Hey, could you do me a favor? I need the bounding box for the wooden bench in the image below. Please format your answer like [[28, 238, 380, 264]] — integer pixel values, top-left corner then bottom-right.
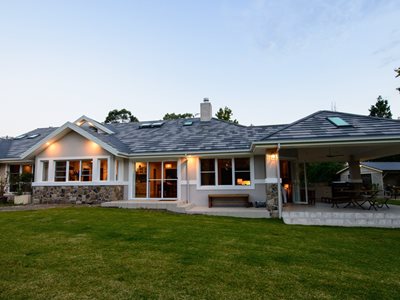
[[208, 194, 250, 208]]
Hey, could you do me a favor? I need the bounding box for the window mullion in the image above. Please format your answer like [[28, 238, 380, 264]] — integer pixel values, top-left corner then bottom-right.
[[161, 161, 164, 199], [79, 160, 82, 181], [146, 162, 150, 198], [66, 161, 70, 182], [214, 159, 218, 186], [232, 158, 235, 186]]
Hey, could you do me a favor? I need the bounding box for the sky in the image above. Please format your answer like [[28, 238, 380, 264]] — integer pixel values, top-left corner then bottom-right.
[[0, 0, 399, 136]]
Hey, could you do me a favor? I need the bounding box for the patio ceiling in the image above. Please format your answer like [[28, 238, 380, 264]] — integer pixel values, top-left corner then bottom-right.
[[280, 141, 400, 162]]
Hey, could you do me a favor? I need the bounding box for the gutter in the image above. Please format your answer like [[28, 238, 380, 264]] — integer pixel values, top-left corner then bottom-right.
[[251, 135, 400, 150], [276, 143, 282, 219]]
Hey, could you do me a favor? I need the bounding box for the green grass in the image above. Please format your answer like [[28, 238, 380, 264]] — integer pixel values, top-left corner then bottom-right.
[[0, 207, 399, 299], [387, 199, 400, 206]]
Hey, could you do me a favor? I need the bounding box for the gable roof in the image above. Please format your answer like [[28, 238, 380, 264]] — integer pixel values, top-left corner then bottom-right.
[[260, 110, 400, 143], [104, 118, 284, 155], [20, 122, 124, 159], [2, 110, 400, 160], [0, 128, 57, 160], [362, 162, 400, 171]]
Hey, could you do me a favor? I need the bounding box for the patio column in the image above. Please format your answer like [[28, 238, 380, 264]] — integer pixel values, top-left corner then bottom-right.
[[348, 156, 362, 184], [265, 149, 281, 217]]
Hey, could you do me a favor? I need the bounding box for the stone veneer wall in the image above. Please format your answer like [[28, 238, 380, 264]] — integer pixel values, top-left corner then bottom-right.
[[266, 183, 279, 216], [32, 185, 125, 204]]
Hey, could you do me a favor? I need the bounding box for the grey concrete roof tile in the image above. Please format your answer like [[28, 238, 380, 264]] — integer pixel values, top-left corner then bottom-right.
[[1, 127, 57, 159], [263, 111, 400, 141]]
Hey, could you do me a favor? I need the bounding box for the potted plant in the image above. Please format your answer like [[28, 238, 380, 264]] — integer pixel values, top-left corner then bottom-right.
[[0, 174, 8, 204], [13, 172, 33, 205]]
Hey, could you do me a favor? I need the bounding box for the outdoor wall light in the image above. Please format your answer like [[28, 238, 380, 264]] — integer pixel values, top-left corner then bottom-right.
[[270, 153, 278, 161]]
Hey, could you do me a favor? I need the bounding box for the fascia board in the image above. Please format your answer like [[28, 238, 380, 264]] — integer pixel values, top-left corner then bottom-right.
[[20, 122, 121, 159], [74, 115, 115, 134]]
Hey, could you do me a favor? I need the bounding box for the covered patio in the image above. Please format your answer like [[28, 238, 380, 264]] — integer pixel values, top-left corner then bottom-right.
[[253, 111, 400, 218]]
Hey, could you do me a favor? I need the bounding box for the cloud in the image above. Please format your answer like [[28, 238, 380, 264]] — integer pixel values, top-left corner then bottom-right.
[[224, 0, 400, 53]]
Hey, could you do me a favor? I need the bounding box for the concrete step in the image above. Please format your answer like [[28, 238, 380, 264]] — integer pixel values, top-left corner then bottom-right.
[[101, 200, 185, 212], [282, 211, 400, 228], [186, 207, 270, 218]]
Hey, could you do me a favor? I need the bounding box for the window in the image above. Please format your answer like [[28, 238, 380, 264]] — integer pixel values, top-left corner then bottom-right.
[[9, 165, 21, 192], [68, 160, 80, 181], [235, 158, 251, 186], [218, 159, 232, 185], [163, 161, 177, 198], [135, 162, 147, 198], [134, 161, 178, 199], [327, 117, 351, 127], [42, 161, 49, 181], [200, 159, 215, 185], [8, 164, 33, 193], [54, 160, 92, 182], [200, 158, 251, 186], [99, 159, 108, 181], [55, 161, 67, 182], [81, 160, 93, 181], [149, 162, 162, 198]]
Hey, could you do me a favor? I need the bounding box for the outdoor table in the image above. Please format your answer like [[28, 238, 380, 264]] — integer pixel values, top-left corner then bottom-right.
[[342, 190, 366, 209]]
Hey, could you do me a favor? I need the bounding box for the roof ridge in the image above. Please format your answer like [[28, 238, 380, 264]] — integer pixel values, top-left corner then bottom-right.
[[261, 110, 323, 140], [319, 110, 400, 123]]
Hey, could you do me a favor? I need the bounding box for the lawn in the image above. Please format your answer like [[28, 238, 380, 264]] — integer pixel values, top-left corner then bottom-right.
[[0, 208, 399, 299]]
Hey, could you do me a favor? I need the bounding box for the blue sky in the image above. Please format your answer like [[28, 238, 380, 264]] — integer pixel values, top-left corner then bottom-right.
[[0, 0, 399, 136]]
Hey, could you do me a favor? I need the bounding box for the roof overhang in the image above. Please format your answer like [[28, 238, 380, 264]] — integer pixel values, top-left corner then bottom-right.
[[74, 115, 115, 134]]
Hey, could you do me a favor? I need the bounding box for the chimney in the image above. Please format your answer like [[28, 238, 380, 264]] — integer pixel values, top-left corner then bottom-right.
[[200, 98, 212, 121]]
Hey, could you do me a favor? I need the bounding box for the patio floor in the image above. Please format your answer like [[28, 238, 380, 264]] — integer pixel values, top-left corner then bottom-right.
[[282, 202, 400, 228], [102, 200, 270, 218]]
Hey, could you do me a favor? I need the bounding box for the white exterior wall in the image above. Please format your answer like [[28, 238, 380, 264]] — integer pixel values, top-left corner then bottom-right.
[[178, 155, 267, 206], [33, 131, 128, 188]]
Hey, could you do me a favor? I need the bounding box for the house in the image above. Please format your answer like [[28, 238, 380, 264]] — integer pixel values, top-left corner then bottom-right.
[[338, 162, 400, 190], [2, 99, 400, 217]]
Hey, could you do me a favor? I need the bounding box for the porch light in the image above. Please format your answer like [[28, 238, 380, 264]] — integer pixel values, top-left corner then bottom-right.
[[165, 163, 172, 169], [270, 153, 278, 161]]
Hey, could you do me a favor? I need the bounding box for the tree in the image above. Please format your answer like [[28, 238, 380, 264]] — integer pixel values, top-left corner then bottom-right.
[[305, 162, 344, 184], [369, 96, 392, 119], [396, 67, 400, 93], [105, 109, 138, 124], [215, 106, 238, 124], [163, 113, 194, 120]]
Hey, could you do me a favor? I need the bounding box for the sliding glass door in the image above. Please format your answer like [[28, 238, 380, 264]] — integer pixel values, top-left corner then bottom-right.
[[134, 161, 177, 199]]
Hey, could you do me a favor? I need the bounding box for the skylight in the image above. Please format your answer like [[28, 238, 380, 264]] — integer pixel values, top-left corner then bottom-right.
[[139, 123, 152, 129], [27, 133, 40, 139], [151, 122, 164, 128], [139, 122, 165, 129], [183, 121, 193, 126], [14, 134, 26, 140], [327, 117, 351, 127]]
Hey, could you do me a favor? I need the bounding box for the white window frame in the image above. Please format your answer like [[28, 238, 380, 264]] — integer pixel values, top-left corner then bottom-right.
[[197, 156, 254, 190], [98, 158, 110, 182], [132, 160, 179, 200]]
